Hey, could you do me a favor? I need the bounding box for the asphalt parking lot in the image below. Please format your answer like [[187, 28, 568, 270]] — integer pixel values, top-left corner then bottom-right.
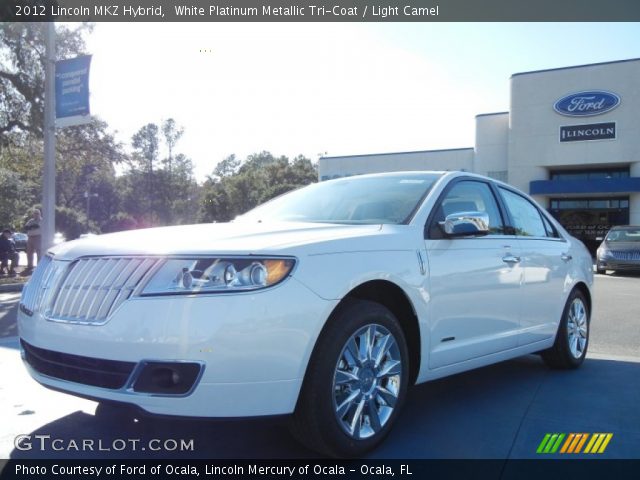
[[0, 273, 638, 459]]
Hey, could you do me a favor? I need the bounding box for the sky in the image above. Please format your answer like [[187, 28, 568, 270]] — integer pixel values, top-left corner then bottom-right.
[[83, 22, 640, 180]]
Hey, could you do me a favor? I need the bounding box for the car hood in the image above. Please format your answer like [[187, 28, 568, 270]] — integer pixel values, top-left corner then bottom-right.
[[602, 241, 640, 251], [48, 222, 397, 260]]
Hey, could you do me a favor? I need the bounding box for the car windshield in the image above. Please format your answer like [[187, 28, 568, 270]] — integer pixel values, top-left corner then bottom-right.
[[238, 173, 441, 225], [605, 228, 640, 242]]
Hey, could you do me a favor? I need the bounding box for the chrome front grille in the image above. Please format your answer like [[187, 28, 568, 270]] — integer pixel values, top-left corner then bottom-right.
[[21, 256, 161, 324], [48, 257, 160, 324], [19, 256, 54, 315], [611, 250, 640, 261]]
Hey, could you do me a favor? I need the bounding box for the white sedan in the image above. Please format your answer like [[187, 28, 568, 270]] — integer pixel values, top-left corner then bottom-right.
[[18, 171, 593, 457]]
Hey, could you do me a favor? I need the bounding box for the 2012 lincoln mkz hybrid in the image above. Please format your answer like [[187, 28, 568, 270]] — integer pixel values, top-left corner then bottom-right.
[[18, 171, 593, 457]]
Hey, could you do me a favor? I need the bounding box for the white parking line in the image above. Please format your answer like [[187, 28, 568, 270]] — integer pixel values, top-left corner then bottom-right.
[[588, 351, 640, 363], [595, 274, 640, 279], [0, 337, 19, 348]]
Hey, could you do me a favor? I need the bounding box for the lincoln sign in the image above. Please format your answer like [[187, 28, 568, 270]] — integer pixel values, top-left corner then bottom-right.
[[560, 122, 616, 142], [554, 91, 620, 117]]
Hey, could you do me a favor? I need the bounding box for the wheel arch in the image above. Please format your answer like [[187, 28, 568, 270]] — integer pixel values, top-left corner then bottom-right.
[[572, 281, 592, 318], [301, 280, 421, 390]]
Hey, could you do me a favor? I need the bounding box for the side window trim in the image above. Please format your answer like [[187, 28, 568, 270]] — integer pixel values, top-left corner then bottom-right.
[[497, 185, 566, 241], [489, 181, 516, 236], [541, 213, 557, 238], [539, 209, 567, 241]]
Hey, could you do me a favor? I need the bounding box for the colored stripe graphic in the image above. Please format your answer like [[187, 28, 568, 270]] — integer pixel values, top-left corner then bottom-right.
[[560, 433, 575, 453], [538, 433, 612, 454], [584, 433, 614, 454], [561, 433, 576, 453], [537, 433, 565, 453], [584, 434, 598, 453], [563, 433, 587, 453], [575, 433, 589, 453], [544, 434, 559, 453], [550, 433, 565, 453], [537, 434, 552, 454], [597, 433, 613, 453]]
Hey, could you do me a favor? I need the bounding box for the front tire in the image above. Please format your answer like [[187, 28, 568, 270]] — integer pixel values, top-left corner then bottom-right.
[[94, 402, 139, 422], [290, 299, 409, 457], [596, 262, 606, 275], [542, 289, 590, 369]]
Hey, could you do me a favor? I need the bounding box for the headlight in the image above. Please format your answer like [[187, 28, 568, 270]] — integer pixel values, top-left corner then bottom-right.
[[140, 257, 296, 295], [597, 248, 612, 259]]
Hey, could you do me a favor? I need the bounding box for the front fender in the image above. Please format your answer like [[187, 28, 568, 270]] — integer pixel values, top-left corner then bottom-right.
[[293, 250, 425, 302]]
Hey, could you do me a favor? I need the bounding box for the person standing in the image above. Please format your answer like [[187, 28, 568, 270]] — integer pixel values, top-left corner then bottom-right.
[[24, 208, 42, 271], [0, 229, 19, 276]]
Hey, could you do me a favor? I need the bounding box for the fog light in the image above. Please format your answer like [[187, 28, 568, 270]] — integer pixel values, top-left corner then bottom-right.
[[132, 362, 202, 395], [150, 367, 181, 388]]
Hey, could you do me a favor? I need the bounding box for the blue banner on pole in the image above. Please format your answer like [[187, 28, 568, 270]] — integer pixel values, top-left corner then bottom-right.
[[55, 55, 92, 127]]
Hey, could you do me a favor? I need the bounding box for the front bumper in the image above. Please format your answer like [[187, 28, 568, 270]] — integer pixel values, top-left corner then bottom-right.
[[598, 258, 640, 271], [18, 277, 336, 417]]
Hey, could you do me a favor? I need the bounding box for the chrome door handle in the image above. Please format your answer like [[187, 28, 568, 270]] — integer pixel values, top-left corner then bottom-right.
[[561, 253, 573, 262], [502, 255, 521, 264]]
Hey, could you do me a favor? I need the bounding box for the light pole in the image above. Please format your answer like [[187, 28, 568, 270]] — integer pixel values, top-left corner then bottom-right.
[[84, 190, 98, 230], [42, 22, 56, 250]]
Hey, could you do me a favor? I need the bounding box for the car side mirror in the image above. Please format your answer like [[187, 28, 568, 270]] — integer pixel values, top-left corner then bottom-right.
[[439, 211, 490, 237]]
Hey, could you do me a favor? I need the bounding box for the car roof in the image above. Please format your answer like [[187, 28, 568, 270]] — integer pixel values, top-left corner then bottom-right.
[[610, 225, 640, 230], [325, 170, 495, 182]]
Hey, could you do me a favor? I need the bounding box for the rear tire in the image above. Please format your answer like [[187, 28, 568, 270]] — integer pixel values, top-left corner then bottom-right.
[[542, 289, 589, 369], [290, 299, 409, 457]]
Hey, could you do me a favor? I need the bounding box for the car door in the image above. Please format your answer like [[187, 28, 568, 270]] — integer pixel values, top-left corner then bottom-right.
[[497, 187, 571, 346], [425, 179, 523, 369]]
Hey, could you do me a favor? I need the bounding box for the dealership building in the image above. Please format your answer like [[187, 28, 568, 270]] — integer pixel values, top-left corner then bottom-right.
[[318, 58, 640, 252]]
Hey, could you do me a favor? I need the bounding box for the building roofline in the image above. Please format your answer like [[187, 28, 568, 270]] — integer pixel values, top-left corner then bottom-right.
[[475, 111, 509, 118], [320, 147, 474, 161], [511, 57, 640, 78]]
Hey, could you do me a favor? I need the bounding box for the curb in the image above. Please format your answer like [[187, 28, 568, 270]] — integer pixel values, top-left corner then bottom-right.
[[0, 283, 24, 293]]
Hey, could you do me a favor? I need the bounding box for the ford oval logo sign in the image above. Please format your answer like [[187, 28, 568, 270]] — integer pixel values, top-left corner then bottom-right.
[[554, 91, 620, 117]]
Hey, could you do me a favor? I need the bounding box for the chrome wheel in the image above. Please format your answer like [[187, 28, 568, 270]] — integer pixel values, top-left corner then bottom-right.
[[332, 323, 402, 440], [567, 298, 588, 359]]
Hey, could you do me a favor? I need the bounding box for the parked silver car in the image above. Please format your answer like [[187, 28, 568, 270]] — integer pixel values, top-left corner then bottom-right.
[[596, 226, 640, 274], [12, 232, 27, 251]]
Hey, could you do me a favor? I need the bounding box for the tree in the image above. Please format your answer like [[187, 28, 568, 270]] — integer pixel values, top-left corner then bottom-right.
[[0, 22, 126, 236], [0, 168, 28, 230], [0, 135, 42, 223], [201, 152, 317, 222], [169, 153, 201, 224], [129, 123, 160, 222], [55, 206, 88, 240], [161, 118, 184, 174], [100, 212, 139, 233], [1, 23, 205, 234], [131, 123, 160, 175], [123, 120, 199, 227], [0, 23, 93, 145], [55, 120, 125, 227], [202, 181, 234, 222], [212, 154, 240, 179]]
